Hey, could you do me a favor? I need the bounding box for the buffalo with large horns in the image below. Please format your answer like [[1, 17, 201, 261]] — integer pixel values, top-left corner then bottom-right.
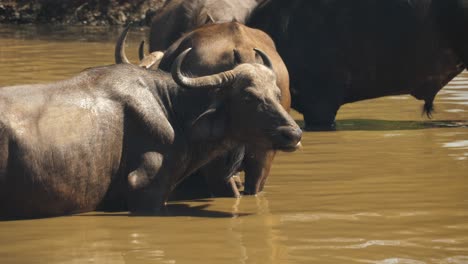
[[0, 48, 301, 219], [118, 22, 292, 196]]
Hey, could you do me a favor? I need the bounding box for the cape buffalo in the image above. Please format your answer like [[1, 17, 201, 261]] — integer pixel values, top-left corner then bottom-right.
[[248, 0, 468, 130], [149, 0, 268, 51], [0, 49, 301, 219], [117, 22, 292, 196]]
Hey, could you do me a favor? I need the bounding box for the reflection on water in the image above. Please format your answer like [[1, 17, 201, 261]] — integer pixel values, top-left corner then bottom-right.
[[443, 139, 468, 161], [335, 119, 467, 131], [0, 25, 467, 264], [441, 77, 468, 106], [443, 140, 468, 149]]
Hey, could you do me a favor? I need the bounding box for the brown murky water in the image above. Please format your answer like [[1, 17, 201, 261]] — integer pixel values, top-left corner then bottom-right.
[[0, 25, 467, 264]]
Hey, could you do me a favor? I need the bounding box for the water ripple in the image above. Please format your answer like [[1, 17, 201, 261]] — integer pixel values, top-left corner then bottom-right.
[[443, 140, 468, 149], [374, 258, 426, 264], [289, 239, 420, 250], [281, 212, 382, 222], [438, 256, 468, 264]]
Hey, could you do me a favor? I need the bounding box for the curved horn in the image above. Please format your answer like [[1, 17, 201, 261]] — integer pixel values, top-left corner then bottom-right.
[[171, 48, 237, 89], [254, 48, 273, 70], [138, 40, 145, 61], [115, 25, 131, 64]]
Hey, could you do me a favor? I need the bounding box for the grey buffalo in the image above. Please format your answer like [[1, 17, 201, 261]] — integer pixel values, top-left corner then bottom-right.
[[0, 49, 301, 219]]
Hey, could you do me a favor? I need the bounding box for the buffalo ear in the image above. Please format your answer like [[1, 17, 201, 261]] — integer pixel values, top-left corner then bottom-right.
[[191, 103, 226, 141], [140, 51, 165, 69]]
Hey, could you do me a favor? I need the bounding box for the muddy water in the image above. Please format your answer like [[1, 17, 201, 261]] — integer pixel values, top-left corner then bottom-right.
[[0, 25, 467, 264]]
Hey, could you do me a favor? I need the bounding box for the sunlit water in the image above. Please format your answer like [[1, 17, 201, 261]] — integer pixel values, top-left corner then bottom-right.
[[0, 25, 467, 264]]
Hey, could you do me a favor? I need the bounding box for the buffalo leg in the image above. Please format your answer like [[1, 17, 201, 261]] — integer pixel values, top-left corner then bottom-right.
[[228, 176, 242, 198], [168, 172, 212, 200], [297, 93, 341, 131], [169, 147, 244, 199], [243, 148, 276, 195], [169, 173, 241, 200], [200, 146, 245, 197], [290, 67, 346, 131], [127, 152, 170, 213]]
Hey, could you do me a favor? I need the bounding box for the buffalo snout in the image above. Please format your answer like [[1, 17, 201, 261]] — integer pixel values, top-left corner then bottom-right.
[[273, 126, 302, 152]]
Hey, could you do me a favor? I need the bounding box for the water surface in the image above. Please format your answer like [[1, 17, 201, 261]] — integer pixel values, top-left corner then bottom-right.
[[0, 25, 467, 264]]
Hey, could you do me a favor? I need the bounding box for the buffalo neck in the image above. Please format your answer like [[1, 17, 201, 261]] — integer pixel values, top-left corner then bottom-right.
[[147, 74, 236, 176], [148, 75, 216, 133]]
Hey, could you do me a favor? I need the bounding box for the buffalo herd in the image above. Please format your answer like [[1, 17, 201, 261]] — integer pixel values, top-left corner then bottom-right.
[[1, 0, 467, 218]]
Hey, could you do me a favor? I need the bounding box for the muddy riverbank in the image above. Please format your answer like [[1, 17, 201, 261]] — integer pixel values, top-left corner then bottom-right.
[[0, 0, 166, 25]]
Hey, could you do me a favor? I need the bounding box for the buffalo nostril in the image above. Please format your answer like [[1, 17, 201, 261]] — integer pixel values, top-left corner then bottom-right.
[[293, 127, 303, 141], [273, 126, 303, 152], [280, 131, 293, 142], [279, 127, 302, 145]]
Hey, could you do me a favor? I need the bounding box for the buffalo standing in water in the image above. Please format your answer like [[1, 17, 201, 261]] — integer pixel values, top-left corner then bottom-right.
[[0, 49, 301, 219], [249, 0, 468, 129], [158, 22, 292, 196], [120, 22, 293, 196]]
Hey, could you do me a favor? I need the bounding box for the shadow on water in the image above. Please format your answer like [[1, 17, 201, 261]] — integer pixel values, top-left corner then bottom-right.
[[0, 200, 250, 221], [296, 119, 468, 131], [89, 203, 251, 218]]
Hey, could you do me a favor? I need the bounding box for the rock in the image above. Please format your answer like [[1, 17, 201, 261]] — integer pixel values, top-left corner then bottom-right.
[[0, 0, 167, 25]]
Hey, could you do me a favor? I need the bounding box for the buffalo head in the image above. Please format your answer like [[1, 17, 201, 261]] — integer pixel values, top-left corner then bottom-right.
[[172, 48, 302, 152]]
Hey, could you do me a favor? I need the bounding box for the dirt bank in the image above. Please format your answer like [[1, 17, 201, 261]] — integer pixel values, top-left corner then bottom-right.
[[0, 0, 166, 26]]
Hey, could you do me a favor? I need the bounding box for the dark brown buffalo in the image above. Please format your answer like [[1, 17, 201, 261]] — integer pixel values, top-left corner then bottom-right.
[[0, 49, 301, 219], [159, 22, 292, 196], [149, 0, 268, 51], [117, 22, 293, 196], [248, 0, 468, 130]]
